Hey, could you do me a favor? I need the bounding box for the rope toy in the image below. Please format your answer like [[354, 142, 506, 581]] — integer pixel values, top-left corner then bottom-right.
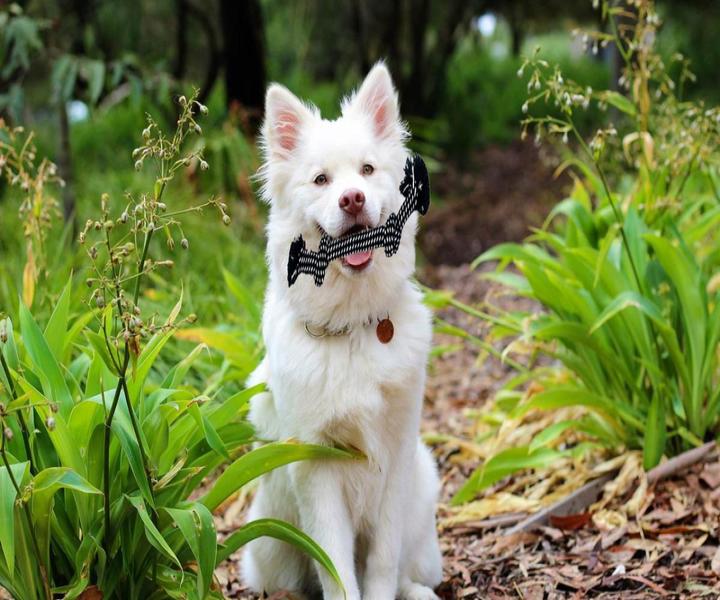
[[287, 154, 430, 287]]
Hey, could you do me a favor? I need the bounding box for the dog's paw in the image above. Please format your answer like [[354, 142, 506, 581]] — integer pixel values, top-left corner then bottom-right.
[[398, 582, 440, 600]]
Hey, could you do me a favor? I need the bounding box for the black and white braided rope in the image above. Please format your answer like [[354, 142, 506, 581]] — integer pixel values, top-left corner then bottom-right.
[[287, 154, 430, 287]]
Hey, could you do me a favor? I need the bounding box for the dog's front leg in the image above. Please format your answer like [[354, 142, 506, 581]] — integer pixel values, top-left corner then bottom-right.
[[290, 461, 361, 600], [361, 437, 414, 600]]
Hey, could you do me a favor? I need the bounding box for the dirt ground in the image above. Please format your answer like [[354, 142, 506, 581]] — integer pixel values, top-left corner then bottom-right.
[[215, 142, 720, 599]]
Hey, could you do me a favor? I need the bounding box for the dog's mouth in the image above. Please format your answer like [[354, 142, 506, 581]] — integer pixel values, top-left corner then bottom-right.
[[339, 223, 373, 270]]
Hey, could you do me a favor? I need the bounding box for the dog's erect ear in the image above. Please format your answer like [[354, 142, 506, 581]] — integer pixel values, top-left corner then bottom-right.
[[346, 62, 401, 139], [263, 84, 312, 158]]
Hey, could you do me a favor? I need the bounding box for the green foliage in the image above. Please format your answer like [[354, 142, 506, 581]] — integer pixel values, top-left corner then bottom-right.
[[0, 93, 350, 598], [442, 36, 609, 157], [446, 0, 720, 503]]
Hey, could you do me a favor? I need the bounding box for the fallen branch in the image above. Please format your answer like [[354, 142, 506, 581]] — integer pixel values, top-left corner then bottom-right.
[[505, 472, 616, 535], [647, 441, 716, 484], [505, 441, 717, 534]]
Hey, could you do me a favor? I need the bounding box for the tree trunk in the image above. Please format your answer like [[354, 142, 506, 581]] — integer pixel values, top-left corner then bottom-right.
[[351, 1, 371, 75], [509, 12, 523, 56], [187, 2, 220, 105], [219, 0, 267, 133], [403, 0, 431, 115], [174, 0, 188, 80]]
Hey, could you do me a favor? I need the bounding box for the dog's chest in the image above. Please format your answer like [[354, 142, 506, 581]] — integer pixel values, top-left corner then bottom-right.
[[265, 302, 430, 441]]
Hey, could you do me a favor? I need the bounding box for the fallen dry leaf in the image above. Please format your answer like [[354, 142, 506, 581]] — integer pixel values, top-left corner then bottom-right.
[[549, 511, 592, 531]]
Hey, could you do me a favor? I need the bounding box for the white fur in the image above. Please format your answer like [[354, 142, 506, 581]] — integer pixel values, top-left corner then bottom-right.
[[242, 63, 442, 600]]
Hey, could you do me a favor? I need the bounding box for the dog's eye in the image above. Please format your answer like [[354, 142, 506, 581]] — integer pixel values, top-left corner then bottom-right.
[[314, 174, 328, 185], [362, 164, 374, 175]]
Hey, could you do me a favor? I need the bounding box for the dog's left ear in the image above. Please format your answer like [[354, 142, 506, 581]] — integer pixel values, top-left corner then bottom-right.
[[345, 62, 402, 140]]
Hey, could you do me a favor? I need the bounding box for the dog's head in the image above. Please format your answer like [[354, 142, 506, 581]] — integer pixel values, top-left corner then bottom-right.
[[259, 63, 417, 326]]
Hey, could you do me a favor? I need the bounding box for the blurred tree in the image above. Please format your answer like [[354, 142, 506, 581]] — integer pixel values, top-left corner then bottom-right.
[[219, 0, 266, 133], [485, 1, 597, 57], [349, 0, 483, 116], [657, 0, 720, 101], [174, 0, 221, 106]]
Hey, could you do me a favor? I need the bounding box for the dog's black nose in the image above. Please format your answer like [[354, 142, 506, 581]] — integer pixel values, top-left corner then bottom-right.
[[339, 188, 365, 215]]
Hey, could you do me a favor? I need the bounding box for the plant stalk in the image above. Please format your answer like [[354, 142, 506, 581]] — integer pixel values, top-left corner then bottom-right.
[[0, 351, 36, 475], [102, 378, 124, 549], [1, 427, 51, 600]]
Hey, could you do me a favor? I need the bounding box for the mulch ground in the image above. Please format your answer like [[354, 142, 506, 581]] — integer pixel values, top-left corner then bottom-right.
[[217, 142, 720, 599]]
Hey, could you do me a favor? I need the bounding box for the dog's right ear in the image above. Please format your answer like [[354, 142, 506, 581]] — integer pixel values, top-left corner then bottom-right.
[[263, 84, 312, 159]]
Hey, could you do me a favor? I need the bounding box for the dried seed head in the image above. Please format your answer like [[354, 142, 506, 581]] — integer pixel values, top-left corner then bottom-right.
[[0, 321, 6, 344], [3, 427, 13, 441], [95, 296, 105, 308], [157, 202, 167, 212], [134, 160, 143, 171], [200, 160, 209, 171], [0, 403, 5, 415], [51, 403, 59, 413], [222, 214, 231, 226], [180, 238, 189, 250], [187, 313, 197, 323], [120, 211, 129, 224], [45, 417, 55, 431], [86, 278, 94, 288], [167, 237, 175, 251]]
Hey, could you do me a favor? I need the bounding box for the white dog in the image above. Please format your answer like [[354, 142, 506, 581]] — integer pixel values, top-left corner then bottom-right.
[[241, 63, 443, 600]]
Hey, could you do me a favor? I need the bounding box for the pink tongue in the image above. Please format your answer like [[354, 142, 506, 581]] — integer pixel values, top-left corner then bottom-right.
[[345, 250, 372, 266]]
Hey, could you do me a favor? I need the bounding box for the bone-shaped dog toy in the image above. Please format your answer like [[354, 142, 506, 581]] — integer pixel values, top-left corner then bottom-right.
[[287, 154, 430, 287]]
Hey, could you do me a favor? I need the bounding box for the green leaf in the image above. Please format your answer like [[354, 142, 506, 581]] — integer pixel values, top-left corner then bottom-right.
[[113, 415, 155, 508], [16, 378, 84, 473], [189, 403, 229, 460], [126, 327, 176, 402], [201, 442, 360, 511], [0, 462, 29, 574], [31, 467, 101, 568], [44, 278, 72, 361], [601, 91, 637, 116], [83, 59, 105, 105], [645, 234, 706, 431], [514, 387, 642, 433], [206, 384, 265, 431], [217, 518, 344, 592], [528, 420, 581, 453], [51, 54, 78, 103], [174, 328, 256, 373], [452, 447, 563, 505], [223, 269, 261, 324], [19, 303, 74, 415], [126, 495, 181, 571], [165, 504, 216, 599], [643, 395, 666, 470]]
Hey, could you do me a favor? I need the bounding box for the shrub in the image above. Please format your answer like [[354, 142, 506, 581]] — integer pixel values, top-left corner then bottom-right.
[[442, 0, 720, 504], [0, 91, 351, 599], [441, 36, 609, 157]]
